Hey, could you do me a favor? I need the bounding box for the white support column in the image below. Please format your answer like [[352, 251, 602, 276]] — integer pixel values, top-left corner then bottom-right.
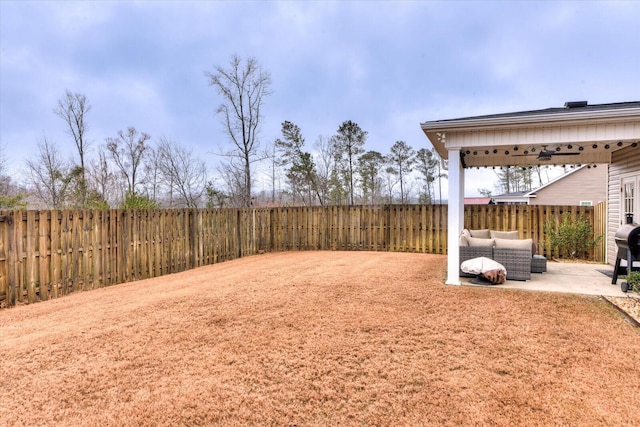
[[459, 164, 465, 230], [446, 149, 464, 285]]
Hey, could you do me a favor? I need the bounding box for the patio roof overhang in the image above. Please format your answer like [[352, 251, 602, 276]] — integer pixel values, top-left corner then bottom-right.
[[421, 102, 640, 168], [420, 101, 640, 285]]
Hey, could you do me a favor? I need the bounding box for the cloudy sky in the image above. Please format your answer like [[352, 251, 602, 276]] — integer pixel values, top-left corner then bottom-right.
[[1, 0, 639, 196]]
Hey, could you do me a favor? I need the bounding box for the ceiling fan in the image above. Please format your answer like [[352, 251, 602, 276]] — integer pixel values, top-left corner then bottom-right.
[[514, 145, 582, 161]]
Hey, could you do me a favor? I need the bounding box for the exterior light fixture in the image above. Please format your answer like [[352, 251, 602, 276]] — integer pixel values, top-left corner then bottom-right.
[[555, 147, 561, 151], [567, 145, 573, 149], [579, 146, 584, 151], [632, 142, 638, 147], [505, 150, 509, 155], [513, 146, 519, 151], [617, 141, 624, 147], [592, 144, 598, 149], [493, 149, 498, 154], [473, 151, 478, 155], [604, 144, 610, 149], [485, 150, 489, 155]]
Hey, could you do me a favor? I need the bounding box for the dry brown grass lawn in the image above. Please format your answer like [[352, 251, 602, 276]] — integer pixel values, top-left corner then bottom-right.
[[1, 251, 639, 426]]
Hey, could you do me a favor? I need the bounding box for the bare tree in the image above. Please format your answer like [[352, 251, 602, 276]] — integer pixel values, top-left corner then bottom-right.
[[143, 146, 165, 206], [156, 137, 207, 208], [206, 55, 272, 208], [25, 137, 72, 209], [55, 90, 91, 206], [87, 148, 118, 207], [266, 142, 285, 205], [313, 135, 336, 206], [217, 159, 248, 208], [105, 127, 150, 196]]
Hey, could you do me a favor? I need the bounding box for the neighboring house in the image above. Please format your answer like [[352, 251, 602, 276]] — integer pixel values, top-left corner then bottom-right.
[[492, 165, 607, 206]]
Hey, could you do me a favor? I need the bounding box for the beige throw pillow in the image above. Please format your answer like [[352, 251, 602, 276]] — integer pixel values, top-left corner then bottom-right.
[[467, 237, 495, 247], [469, 229, 491, 239], [490, 230, 520, 239]]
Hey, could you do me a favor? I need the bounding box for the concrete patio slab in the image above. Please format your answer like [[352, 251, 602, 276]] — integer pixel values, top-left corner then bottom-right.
[[462, 261, 633, 298]]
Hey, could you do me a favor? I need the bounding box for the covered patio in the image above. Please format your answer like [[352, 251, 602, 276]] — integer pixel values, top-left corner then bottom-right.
[[467, 261, 626, 297], [421, 101, 640, 287]]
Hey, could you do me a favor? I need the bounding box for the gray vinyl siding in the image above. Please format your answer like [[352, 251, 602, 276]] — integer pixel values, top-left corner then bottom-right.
[[607, 146, 640, 264], [531, 166, 606, 206]]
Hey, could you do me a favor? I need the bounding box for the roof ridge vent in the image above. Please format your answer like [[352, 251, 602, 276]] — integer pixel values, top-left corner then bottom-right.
[[565, 101, 588, 108]]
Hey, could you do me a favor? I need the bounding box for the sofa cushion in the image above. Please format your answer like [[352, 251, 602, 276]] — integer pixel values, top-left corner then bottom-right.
[[459, 229, 471, 246], [469, 229, 490, 239], [490, 230, 519, 240], [494, 237, 533, 254], [467, 237, 495, 247]]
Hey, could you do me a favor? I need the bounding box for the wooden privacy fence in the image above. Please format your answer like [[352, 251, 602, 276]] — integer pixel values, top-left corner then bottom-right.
[[0, 204, 601, 308]]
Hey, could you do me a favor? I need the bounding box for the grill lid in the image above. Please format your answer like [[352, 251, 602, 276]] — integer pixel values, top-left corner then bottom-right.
[[615, 223, 640, 256]]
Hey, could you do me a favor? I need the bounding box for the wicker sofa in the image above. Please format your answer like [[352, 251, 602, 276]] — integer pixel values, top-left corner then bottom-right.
[[459, 229, 547, 281]]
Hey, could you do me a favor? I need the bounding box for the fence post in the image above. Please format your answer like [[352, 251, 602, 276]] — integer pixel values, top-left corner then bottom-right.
[[269, 208, 274, 252], [6, 211, 16, 306], [385, 205, 391, 251], [236, 209, 242, 259]]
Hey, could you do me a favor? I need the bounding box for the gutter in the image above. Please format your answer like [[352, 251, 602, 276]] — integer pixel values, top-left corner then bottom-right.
[[421, 107, 640, 132]]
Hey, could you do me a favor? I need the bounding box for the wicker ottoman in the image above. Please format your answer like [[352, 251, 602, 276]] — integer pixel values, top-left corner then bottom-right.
[[493, 248, 531, 281], [531, 255, 547, 273]]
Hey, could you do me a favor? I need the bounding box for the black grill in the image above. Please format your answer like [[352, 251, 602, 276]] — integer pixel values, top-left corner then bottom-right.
[[612, 219, 640, 285]]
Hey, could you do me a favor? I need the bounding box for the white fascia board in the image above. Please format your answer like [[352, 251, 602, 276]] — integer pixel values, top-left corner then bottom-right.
[[420, 107, 640, 132]]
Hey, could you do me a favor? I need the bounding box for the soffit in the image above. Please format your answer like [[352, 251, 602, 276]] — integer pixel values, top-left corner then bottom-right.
[[421, 104, 640, 168]]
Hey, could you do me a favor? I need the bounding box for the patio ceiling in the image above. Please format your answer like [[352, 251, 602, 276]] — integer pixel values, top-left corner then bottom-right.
[[421, 101, 640, 168]]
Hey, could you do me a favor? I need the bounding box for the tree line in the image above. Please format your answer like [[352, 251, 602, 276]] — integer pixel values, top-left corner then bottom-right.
[[204, 55, 448, 208], [1, 55, 553, 210]]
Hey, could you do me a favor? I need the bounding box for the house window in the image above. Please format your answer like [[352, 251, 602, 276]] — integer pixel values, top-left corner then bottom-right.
[[622, 175, 639, 224], [579, 201, 593, 206]]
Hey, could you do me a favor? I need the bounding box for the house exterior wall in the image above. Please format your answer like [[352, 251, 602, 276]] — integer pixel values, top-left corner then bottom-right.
[[531, 166, 607, 206], [607, 146, 640, 265]]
